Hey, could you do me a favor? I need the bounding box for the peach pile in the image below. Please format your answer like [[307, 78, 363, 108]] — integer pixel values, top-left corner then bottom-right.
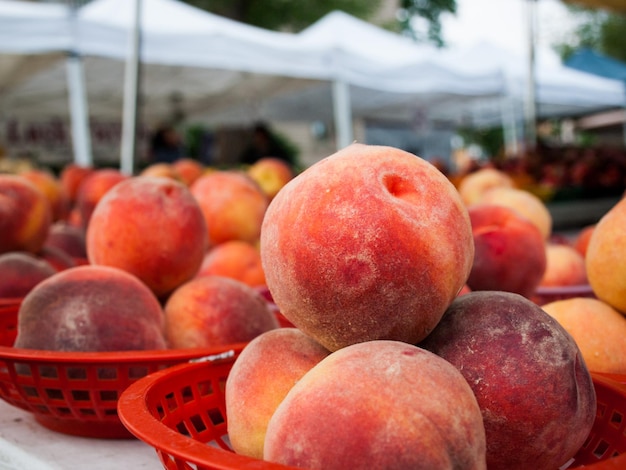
[[76, 168, 128, 230], [196, 240, 266, 288], [246, 157, 295, 200], [0, 252, 56, 298]]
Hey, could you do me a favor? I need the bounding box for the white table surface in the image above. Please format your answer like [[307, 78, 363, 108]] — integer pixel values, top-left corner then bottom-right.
[[0, 400, 162, 470]]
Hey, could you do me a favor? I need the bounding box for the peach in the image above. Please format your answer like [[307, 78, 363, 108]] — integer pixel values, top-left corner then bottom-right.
[[457, 167, 514, 206], [37, 245, 77, 272], [20, 168, 70, 222], [0, 252, 56, 298], [474, 186, 552, 239], [163, 275, 279, 349], [225, 328, 330, 459], [59, 163, 93, 205], [419, 291, 596, 470], [539, 242, 588, 287], [76, 168, 128, 229], [139, 162, 182, 181], [191, 170, 269, 247], [196, 240, 266, 287], [0, 174, 52, 255], [542, 297, 626, 374], [14, 265, 166, 352], [573, 224, 595, 258], [171, 158, 204, 186], [586, 196, 626, 313], [467, 203, 547, 298], [86, 176, 208, 299], [264, 340, 486, 469], [44, 221, 88, 260], [247, 157, 295, 200], [260, 143, 474, 352]]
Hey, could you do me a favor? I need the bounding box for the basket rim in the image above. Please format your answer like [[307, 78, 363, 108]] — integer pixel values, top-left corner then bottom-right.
[[534, 284, 595, 295]]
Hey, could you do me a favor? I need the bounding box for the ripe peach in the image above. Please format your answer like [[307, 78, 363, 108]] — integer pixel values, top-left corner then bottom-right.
[[196, 240, 266, 287], [573, 224, 595, 258], [419, 291, 596, 470], [467, 203, 547, 298], [139, 162, 182, 181], [86, 176, 208, 299], [0, 252, 56, 298], [37, 245, 77, 272], [59, 163, 93, 205], [264, 340, 486, 470], [14, 265, 166, 352], [191, 170, 269, 247], [0, 174, 52, 255], [20, 168, 70, 222], [539, 242, 587, 288], [457, 167, 514, 206], [260, 143, 474, 351], [247, 157, 294, 200], [542, 297, 626, 374], [172, 158, 204, 186], [226, 328, 330, 459], [164, 275, 279, 349], [586, 196, 626, 313], [475, 186, 552, 239], [76, 168, 128, 229], [44, 221, 88, 260]]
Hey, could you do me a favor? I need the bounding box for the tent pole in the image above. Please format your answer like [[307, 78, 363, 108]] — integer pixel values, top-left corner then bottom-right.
[[332, 79, 353, 150], [524, 0, 538, 153], [120, 0, 142, 175], [500, 96, 519, 158]]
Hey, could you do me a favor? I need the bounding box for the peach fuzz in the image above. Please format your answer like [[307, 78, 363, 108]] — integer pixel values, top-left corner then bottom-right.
[[87, 176, 208, 299], [539, 243, 587, 288], [225, 328, 330, 459], [586, 196, 626, 313], [196, 240, 266, 288], [172, 158, 204, 186], [474, 186, 552, 239], [0, 251, 56, 298], [260, 143, 473, 352], [76, 168, 128, 230], [418, 291, 596, 470], [457, 167, 514, 206], [542, 297, 626, 374], [467, 203, 546, 298], [247, 157, 295, 200], [0, 174, 52, 255], [191, 170, 269, 247], [14, 265, 166, 352], [163, 275, 279, 349], [20, 168, 70, 222], [264, 340, 486, 470]]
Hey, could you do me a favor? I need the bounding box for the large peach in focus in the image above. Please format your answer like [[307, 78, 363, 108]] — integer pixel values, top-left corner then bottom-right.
[[14, 265, 166, 352], [196, 240, 265, 287], [260, 143, 474, 352], [247, 157, 294, 200], [163, 275, 279, 349], [264, 340, 486, 470], [0, 174, 52, 255], [542, 297, 626, 374], [191, 170, 269, 247], [467, 204, 546, 298], [87, 176, 208, 299], [457, 167, 514, 206], [419, 291, 596, 470], [76, 168, 128, 230], [586, 196, 626, 313], [226, 328, 330, 459]]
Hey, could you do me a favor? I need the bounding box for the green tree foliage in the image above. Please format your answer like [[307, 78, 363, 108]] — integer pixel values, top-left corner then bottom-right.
[[555, 6, 626, 63], [398, 0, 456, 47]]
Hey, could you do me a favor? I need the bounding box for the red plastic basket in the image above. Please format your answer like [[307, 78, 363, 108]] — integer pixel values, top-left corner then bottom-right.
[[533, 284, 596, 306], [118, 355, 626, 470]]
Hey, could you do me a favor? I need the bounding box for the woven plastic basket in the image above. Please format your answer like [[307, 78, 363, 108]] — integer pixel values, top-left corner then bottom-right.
[[118, 355, 626, 470]]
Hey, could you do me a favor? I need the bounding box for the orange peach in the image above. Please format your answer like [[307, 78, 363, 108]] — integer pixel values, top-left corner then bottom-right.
[[419, 291, 596, 470], [542, 297, 626, 374], [586, 196, 626, 313], [86, 176, 208, 299], [226, 328, 330, 459], [196, 240, 265, 287], [539, 243, 587, 288], [163, 275, 279, 349], [14, 265, 166, 352], [264, 340, 486, 469], [20, 168, 70, 222], [191, 170, 269, 247], [0, 174, 52, 255], [59, 163, 94, 205], [139, 162, 182, 181], [457, 167, 514, 206], [76, 168, 128, 230], [247, 157, 294, 200], [475, 186, 552, 239], [260, 143, 474, 351], [0, 251, 56, 298], [171, 158, 204, 186], [467, 204, 547, 298]]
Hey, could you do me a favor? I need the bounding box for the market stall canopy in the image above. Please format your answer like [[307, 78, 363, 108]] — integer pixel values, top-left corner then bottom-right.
[[565, 48, 626, 82]]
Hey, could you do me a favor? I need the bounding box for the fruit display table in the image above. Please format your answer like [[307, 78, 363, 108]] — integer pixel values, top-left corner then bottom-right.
[[0, 400, 161, 470]]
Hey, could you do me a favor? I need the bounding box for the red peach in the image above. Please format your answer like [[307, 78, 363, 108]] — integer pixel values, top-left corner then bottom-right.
[[573, 224, 595, 259], [172, 158, 204, 186], [76, 168, 128, 230], [44, 221, 87, 260], [59, 163, 94, 205], [20, 168, 70, 222], [37, 245, 77, 272], [196, 240, 266, 287], [260, 143, 474, 351], [0, 251, 56, 298]]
